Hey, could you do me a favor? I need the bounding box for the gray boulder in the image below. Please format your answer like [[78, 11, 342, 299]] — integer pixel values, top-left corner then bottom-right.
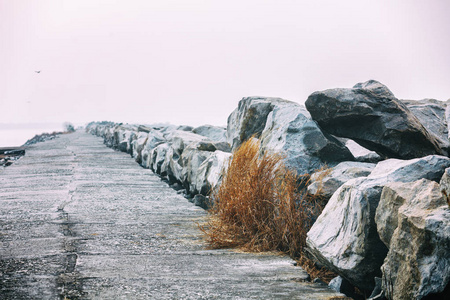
[[307, 161, 376, 199], [131, 132, 149, 164], [113, 125, 138, 153], [140, 129, 166, 168], [166, 130, 210, 155], [192, 125, 228, 143], [149, 143, 171, 175], [260, 102, 354, 175], [305, 80, 445, 159], [439, 167, 450, 205], [227, 96, 282, 150], [306, 155, 450, 292], [376, 179, 450, 299], [178, 142, 216, 195], [155, 131, 214, 184], [192, 194, 210, 210], [177, 125, 194, 132], [191, 150, 231, 196], [402, 98, 450, 153], [227, 97, 354, 175]]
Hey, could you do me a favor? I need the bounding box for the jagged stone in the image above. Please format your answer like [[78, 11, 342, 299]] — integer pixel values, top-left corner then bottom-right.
[[260, 101, 354, 175], [192, 125, 227, 143], [307, 161, 376, 199], [191, 150, 231, 196], [402, 98, 450, 153], [227, 97, 281, 150], [440, 167, 450, 206], [306, 155, 450, 292], [376, 179, 450, 300], [227, 97, 353, 175], [131, 132, 148, 164], [305, 80, 445, 159], [140, 129, 166, 168]]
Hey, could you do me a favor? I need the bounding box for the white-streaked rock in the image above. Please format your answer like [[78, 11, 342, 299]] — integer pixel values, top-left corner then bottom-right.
[[376, 179, 450, 299], [306, 155, 450, 292], [307, 161, 376, 199]]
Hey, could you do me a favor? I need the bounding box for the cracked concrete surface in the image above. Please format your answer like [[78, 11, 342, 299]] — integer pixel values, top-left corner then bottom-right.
[[0, 131, 345, 299]]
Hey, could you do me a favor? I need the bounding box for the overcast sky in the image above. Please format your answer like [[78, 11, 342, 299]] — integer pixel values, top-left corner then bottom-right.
[[1, 0, 450, 127]]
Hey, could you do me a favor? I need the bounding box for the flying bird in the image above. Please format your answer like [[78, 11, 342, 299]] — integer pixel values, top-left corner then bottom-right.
[[35, 71, 41, 73]]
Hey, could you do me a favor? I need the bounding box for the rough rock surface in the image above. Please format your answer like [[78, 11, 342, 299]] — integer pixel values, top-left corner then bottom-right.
[[178, 142, 216, 195], [113, 125, 138, 153], [307, 161, 376, 199], [191, 150, 231, 196], [131, 131, 148, 164], [228, 97, 354, 175], [402, 98, 450, 153], [140, 129, 166, 168], [440, 167, 450, 206], [306, 155, 450, 292], [227, 96, 282, 150], [192, 125, 228, 143], [260, 102, 354, 175], [376, 179, 450, 300], [305, 80, 445, 159]]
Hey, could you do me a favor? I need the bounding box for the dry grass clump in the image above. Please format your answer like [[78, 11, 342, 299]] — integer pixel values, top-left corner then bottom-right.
[[201, 137, 335, 281]]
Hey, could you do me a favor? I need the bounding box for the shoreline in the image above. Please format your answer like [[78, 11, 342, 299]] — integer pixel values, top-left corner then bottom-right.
[[1, 131, 73, 168]]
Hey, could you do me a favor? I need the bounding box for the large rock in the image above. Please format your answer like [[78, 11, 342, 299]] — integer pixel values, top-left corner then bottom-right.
[[307, 161, 376, 199], [305, 80, 445, 159], [402, 98, 450, 153], [112, 125, 138, 153], [260, 102, 354, 175], [140, 129, 166, 168], [228, 97, 354, 175], [376, 179, 450, 299], [439, 167, 450, 205], [192, 125, 228, 143], [178, 142, 216, 195], [306, 155, 450, 292], [131, 132, 149, 164], [191, 150, 231, 196], [149, 143, 171, 175], [227, 97, 283, 150], [151, 131, 214, 184]]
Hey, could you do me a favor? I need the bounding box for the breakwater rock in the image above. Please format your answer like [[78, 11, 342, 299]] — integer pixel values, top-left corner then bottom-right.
[[87, 80, 450, 299]]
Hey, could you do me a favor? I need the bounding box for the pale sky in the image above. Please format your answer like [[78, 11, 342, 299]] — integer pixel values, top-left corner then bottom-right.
[[1, 0, 450, 127]]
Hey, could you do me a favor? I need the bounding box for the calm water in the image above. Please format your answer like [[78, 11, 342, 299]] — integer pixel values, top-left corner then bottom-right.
[[0, 124, 65, 147]]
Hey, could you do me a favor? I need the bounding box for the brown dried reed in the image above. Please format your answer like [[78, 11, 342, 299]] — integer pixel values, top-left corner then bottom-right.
[[201, 137, 335, 281]]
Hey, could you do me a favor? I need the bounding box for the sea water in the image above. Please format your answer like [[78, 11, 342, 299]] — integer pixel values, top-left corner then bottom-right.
[[0, 124, 65, 147]]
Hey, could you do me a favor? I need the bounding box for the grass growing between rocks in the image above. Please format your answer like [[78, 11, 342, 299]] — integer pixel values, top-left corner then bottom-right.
[[200, 138, 335, 282]]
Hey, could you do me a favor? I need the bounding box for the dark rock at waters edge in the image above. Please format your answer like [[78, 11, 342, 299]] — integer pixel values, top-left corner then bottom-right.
[[2, 131, 72, 169], [305, 80, 446, 159], [0, 147, 26, 167], [24, 131, 67, 146]]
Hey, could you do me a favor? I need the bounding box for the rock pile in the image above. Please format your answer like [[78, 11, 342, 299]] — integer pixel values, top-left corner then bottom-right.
[[0, 147, 25, 168], [24, 131, 66, 145], [87, 80, 450, 299]]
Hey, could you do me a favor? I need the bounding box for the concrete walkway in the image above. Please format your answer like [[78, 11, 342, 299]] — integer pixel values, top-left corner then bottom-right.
[[0, 131, 344, 299]]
